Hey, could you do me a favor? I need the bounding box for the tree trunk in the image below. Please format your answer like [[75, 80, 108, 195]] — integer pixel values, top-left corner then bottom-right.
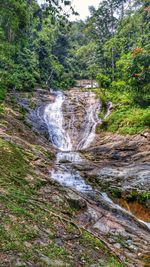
[[110, 0, 115, 80], [121, 2, 124, 18], [111, 47, 115, 81]]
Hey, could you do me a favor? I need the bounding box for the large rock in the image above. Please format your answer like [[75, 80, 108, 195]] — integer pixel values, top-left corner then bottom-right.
[[66, 191, 87, 210]]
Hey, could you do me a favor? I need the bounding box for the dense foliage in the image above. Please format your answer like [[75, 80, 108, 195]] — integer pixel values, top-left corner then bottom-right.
[[68, 0, 150, 97], [0, 0, 75, 100], [66, 0, 150, 134], [0, 0, 149, 133]]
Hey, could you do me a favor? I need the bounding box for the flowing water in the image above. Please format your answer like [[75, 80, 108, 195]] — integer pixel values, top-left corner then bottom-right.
[[44, 91, 98, 193], [43, 90, 150, 229], [44, 92, 72, 151]]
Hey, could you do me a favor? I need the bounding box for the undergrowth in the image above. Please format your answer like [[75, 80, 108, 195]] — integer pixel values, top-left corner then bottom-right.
[[93, 88, 150, 135]]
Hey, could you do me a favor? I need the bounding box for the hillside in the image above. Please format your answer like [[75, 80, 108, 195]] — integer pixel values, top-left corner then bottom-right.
[[0, 0, 150, 266], [0, 89, 150, 267]]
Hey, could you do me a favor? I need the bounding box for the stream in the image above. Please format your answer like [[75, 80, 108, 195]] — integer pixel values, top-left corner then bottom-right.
[[43, 91, 99, 193], [43, 90, 150, 230]]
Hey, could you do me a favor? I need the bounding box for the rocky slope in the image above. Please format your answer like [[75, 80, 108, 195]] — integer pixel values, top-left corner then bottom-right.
[[80, 131, 150, 209], [0, 88, 150, 267]]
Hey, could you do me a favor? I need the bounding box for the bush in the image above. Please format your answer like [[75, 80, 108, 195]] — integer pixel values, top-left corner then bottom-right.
[[111, 80, 130, 92], [8, 69, 37, 91], [96, 73, 110, 89], [0, 87, 6, 101]]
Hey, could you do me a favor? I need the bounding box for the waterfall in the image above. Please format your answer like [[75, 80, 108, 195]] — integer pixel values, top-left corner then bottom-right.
[[43, 92, 72, 151], [44, 91, 100, 152], [77, 101, 101, 149], [43, 90, 100, 193]]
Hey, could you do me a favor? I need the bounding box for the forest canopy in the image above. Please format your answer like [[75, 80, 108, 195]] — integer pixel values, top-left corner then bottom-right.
[[0, 0, 150, 105]]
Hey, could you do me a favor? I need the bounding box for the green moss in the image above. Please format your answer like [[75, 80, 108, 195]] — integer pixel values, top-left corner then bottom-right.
[[126, 190, 150, 204], [0, 138, 28, 181], [35, 145, 55, 160], [42, 243, 68, 259], [140, 192, 150, 202], [0, 87, 6, 102], [80, 231, 104, 249], [80, 231, 125, 266], [98, 257, 125, 267], [104, 257, 126, 267], [109, 188, 122, 198], [0, 104, 4, 113]]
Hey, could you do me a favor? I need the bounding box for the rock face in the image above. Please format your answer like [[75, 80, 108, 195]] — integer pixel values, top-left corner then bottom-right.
[[94, 164, 150, 191], [62, 90, 101, 150], [80, 131, 150, 208]]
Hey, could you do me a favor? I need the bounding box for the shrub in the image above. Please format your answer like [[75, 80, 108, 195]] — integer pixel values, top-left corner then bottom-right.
[[111, 80, 130, 92], [96, 73, 110, 89], [0, 87, 6, 101]]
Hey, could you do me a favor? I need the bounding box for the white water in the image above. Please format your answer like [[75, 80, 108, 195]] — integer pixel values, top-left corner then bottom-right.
[[57, 151, 82, 163], [44, 91, 100, 152], [77, 101, 101, 150], [43, 90, 100, 193], [51, 166, 93, 193], [44, 92, 72, 151]]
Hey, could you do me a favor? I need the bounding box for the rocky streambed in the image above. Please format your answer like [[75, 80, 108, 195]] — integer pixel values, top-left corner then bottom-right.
[[3, 88, 149, 266]]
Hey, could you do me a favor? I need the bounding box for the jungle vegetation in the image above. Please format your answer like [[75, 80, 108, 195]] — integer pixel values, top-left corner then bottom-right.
[[0, 0, 150, 133]]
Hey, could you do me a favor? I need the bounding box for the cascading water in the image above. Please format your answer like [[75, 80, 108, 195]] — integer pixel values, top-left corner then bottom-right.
[[77, 101, 101, 150], [43, 90, 99, 193], [43, 90, 150, 230], [44, 92, 72, 151]]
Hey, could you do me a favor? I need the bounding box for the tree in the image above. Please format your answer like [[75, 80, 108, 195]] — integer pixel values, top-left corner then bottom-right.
[[87, 64, 99, 87], [96, 73, 111, 93], [0, 0, 76, 94]]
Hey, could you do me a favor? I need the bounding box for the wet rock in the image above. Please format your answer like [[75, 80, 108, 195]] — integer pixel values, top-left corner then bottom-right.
[[74, 163, 94, 171], [3, 136, 12, 142], [85, 165, 150, 198], [19, 98, 29, 109], [93, 218, 124, 235], [146, 199, 150, 210], [62, 90, 100, 149], [28, 109, 49, 139]]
